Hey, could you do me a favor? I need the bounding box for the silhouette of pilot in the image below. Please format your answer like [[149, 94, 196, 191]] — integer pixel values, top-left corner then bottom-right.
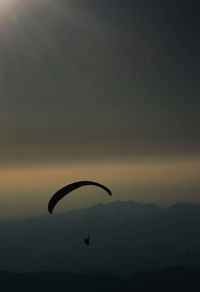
[[82, 234, 90, 245]]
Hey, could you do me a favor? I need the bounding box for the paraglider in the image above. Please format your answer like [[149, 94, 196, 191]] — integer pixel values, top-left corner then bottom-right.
[[82, 233, 90, 246], [48, 180, 112, 214], [84, 236, 90, 246], [48, 180, 112, 245]]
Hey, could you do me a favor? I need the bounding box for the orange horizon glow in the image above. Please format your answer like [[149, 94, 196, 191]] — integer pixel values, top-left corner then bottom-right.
[[0, 159, 199, 193]]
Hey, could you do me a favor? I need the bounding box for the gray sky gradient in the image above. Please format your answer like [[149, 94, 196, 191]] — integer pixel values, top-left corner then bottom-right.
[[0, 0, 200, 165]]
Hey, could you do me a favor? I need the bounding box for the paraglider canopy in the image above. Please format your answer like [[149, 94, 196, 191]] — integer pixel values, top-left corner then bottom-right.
[[48, 180, 112, 214]]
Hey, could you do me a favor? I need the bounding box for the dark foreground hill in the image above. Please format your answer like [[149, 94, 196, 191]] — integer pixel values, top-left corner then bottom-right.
[[1, 267, 200, 292], [0, 201, 200, 274]]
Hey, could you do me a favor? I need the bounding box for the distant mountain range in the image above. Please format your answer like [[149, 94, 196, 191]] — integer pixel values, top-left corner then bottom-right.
[[0, 201, 200, 274], [1, 267, 200, 292]]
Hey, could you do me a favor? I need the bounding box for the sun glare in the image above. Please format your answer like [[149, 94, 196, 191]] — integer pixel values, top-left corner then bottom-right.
[[0, 0, 19, 12]]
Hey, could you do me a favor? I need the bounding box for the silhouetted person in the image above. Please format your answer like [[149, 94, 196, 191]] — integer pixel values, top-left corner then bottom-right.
[[82, 233, 90, 245]]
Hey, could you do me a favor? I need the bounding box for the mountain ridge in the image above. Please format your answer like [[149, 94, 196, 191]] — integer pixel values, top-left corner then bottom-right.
[[0, 266, 200, 291], [0, 201, 199, 275]]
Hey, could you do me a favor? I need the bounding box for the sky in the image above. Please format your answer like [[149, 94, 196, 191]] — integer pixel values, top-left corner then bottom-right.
[[0, 0, 200, 218]]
